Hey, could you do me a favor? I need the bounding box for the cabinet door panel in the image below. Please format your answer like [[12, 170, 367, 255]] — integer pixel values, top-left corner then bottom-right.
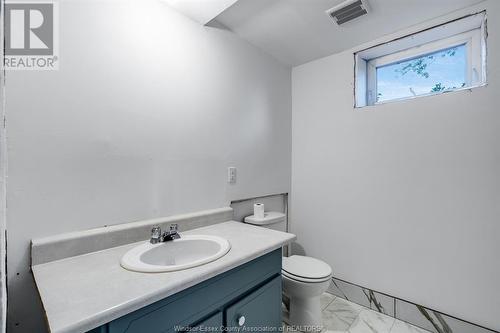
[[225, 276, 282, 333], [186, 311, 222, 333]]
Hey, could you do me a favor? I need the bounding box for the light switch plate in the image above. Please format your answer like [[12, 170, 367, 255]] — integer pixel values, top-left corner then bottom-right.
[[228, 167, 237, 184]]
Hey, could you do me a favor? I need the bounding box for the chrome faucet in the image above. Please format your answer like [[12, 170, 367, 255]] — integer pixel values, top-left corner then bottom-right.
[[150, 225, 162, 244], [150, 224, 180, 244]]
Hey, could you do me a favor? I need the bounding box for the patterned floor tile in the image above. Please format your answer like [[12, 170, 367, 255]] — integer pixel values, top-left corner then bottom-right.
[[390, 320, 432, 333], [348, 309, 395, 333], [323, 297, 364, 331], [321, 293, 336, 310], [318, 294, 435, 333], [329, 279, 395, 316]]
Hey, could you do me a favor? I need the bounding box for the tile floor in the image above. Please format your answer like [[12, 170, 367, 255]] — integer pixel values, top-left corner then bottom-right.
[[285, 292, 432, 333]]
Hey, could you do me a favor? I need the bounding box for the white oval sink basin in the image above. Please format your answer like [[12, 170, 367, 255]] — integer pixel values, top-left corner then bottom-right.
[[121, 235, 231, 273]]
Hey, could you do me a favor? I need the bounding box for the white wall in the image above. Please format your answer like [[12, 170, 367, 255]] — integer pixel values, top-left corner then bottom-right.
[[291, 1, 500, 331], [5, 0, 291, 331], [0, 0, 7, 331]]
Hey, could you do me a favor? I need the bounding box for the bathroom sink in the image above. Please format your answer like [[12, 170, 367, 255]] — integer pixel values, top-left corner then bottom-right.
[[120, 235, 231, 273]]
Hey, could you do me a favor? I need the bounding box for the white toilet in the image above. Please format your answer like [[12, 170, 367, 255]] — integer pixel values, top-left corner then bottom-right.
[[244, 212, 332, 331], [282, 255, 332, 329]]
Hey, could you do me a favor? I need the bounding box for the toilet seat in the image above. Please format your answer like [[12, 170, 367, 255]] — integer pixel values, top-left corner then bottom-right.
[[282, 270, 331, 283], [282, 255, 332, 283]]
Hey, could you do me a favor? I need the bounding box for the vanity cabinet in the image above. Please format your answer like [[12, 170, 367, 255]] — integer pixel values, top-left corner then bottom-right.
[[226, 276, 282, 331], [88, 249, 282, 333]]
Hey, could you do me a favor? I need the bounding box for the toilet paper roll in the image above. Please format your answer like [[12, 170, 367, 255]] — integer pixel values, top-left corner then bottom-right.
[[254, 203, 265, 220]]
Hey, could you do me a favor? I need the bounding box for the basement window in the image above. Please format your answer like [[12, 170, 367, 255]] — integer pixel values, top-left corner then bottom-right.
[[355, 12, 487, 107]]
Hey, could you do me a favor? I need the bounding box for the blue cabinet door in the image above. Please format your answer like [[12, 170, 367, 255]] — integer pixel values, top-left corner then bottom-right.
[[186, 311, 222, 333], [225, 276, 282, 333]]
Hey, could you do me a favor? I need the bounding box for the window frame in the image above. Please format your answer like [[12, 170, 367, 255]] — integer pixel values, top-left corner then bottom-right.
[[367, 30, 480, 105], [355, 11, 487, 108]]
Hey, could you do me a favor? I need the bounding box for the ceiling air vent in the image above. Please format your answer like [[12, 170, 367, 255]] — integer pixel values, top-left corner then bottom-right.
[[326, 0, 369, 26]]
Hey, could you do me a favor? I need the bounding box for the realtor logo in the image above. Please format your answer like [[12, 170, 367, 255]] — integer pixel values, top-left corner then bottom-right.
[[4, 1, 59, 70]]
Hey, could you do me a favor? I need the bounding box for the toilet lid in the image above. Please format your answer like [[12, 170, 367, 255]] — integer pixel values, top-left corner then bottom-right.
[[282, 255, 332, 281]]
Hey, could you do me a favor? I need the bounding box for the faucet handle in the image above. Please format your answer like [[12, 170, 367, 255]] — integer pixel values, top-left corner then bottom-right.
[[150, 225, 161, 244], [152, 225, 161, 234], [167, 223, 180, 240]]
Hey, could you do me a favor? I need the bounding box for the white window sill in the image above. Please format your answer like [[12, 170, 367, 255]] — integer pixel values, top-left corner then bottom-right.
[[354, 82, 488, 110]]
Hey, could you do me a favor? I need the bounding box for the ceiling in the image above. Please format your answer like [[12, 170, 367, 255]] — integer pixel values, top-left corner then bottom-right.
[[215, 0, 485, 66], [162, 0, 239, 24]]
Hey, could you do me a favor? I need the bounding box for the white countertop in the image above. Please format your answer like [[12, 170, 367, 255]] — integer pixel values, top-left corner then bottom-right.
[[32, 221, 296, 333]]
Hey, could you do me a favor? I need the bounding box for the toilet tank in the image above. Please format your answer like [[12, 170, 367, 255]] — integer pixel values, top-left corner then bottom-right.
[[243, 212, 287, 232]]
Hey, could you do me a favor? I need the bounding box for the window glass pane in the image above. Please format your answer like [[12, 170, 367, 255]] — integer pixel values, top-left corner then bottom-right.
[[376, 44, 467, 103]]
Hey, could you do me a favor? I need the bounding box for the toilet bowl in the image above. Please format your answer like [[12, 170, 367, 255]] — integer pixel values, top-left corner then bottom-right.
[[243, 211, 332, 332], [282, 255, 332, 330]]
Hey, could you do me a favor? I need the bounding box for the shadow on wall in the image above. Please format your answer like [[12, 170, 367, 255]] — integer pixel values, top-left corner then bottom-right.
[[289, 242, 306, 256]]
